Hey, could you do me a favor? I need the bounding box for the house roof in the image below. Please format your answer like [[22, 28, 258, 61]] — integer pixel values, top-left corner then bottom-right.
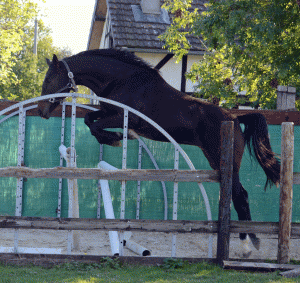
[[87, 0, 207, 53]]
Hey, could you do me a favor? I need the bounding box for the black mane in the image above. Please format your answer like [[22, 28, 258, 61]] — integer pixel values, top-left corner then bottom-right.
[[75, 48, 155, 71]]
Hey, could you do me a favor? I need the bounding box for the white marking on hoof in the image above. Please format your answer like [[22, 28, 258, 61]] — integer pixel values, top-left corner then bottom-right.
[[240, 235, 252, 258]]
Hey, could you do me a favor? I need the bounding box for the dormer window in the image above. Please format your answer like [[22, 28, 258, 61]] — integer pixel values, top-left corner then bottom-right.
[[132, 0, 170, 24], [141, 0, 161, 15]]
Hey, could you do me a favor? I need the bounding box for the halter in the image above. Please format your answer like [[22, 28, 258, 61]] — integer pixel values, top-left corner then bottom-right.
[[49, 59, 78, 103]]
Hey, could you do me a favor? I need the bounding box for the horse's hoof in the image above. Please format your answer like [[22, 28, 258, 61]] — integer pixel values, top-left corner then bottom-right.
[[242, 250, 252, 258], [128, 129, 139, 140], [110, 141, 122, 147], [250, 237, 260, 250]]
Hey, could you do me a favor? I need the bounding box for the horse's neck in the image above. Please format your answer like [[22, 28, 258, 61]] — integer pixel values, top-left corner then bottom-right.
[[77, 75, 111, 97], [67, 55, 136, 96]]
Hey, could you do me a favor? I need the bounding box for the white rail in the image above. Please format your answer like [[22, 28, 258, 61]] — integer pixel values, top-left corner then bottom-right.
[[0, 93, 213, 257]]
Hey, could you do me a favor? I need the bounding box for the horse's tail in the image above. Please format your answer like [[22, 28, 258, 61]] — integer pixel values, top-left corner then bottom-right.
[[237, 113, 280, 190]]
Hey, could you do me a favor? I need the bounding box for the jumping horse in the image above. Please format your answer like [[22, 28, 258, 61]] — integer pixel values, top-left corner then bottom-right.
[[38, 49, 280, 252]]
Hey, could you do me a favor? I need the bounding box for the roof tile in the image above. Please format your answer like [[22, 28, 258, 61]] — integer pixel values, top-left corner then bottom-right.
[[107, 0, 206, 51]]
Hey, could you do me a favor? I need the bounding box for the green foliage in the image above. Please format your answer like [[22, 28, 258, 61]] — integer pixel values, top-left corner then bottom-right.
[[55, 261, 102, 272], [160, 0, 300, 109], [0, 0, 38, 87], [99, 257, 122, 269], [0, 260, 298, 282], [0, 0, 91, 102], [56, 257, 122, 272], [161, 258, 186, 269]]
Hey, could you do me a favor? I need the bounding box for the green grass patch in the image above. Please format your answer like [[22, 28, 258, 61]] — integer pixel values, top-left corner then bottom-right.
[[0, 259, 299, 283]]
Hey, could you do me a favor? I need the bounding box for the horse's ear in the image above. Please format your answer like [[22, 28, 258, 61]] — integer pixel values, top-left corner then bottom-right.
[[52, 54, 59, 67], [46, 58, 51, 66]]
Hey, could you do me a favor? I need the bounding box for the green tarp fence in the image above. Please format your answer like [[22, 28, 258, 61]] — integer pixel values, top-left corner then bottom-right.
[[0, 115, 299, 222]]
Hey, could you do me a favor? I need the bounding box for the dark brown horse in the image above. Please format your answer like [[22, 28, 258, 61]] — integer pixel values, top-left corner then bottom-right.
[[38, 49, 280, 250]]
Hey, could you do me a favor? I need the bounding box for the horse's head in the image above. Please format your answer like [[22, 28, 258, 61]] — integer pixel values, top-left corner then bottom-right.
[[38, 54, 77, 119]]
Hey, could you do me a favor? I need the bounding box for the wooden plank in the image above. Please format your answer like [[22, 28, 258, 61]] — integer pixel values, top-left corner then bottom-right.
[[217, 121, 234, 265], [230, 109, 300, 125], [0, 167, 220, 183], [1, 101, 300, 125], [223, 260, 298, 272], [1, 216, 300, 236], [0, 216, 218, 233], [280, 268, 300, 278], [230, 221, 300, 237], [278, 122, 294, 264], [0, 253, 217, 268]]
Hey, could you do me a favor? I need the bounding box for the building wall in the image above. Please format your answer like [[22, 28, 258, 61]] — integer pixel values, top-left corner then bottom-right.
[[98, 16, 202, 93], [135, 52, 202, 93], [99, 12, 110, 49]]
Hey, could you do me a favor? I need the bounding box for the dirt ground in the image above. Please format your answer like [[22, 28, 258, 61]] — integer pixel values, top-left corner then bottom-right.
[[1, 229, 300, 260]]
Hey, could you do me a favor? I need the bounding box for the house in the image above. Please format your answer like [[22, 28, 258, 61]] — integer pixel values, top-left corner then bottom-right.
[[87, 0, 206, 97]]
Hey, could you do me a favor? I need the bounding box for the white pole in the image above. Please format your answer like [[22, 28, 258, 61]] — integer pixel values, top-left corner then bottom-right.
[[98, 161, 119, 255], [59, 145, 80, 252], [98, 161, 151, 256], [98, 179, 120, 255], [125, 239, 150, 256]]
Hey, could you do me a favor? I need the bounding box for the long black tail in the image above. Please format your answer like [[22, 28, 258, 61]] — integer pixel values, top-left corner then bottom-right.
[[238, 113, 280, 190]]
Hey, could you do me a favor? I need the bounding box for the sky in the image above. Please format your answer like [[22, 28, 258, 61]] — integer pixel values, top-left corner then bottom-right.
[[36, 0, 96, 54]]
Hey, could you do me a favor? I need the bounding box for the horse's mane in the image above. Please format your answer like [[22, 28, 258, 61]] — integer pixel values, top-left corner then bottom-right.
[[75, 49, 155, 71]]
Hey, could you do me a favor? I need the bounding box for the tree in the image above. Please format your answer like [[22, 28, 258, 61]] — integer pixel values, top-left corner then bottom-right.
[[160, 0, 300, 109], [0, 0, 38, 89], [0, 12, 71, 101], [0, 0, 90, 103]]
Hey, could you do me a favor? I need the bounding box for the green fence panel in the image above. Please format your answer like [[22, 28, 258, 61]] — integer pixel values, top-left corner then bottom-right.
[[0, 115, 299, 223]]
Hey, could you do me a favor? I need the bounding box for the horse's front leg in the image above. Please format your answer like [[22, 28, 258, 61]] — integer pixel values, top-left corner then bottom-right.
[[84, 110, 137, 147], [84, 109, 122, 146], [84, 108, 111, 127]]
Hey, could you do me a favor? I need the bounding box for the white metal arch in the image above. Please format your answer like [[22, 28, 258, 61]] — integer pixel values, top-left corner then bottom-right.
[[0, 93, 213, 257], [0, 102, 169, 221]]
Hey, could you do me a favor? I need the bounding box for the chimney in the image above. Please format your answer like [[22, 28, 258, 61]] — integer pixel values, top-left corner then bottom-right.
[[141, 0, 161, 15]]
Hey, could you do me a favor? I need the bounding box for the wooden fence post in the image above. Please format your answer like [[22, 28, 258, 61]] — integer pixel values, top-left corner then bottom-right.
[[278, 122, 294, 264], [217, 121, 234, 265], [277, 86, 296, 110]]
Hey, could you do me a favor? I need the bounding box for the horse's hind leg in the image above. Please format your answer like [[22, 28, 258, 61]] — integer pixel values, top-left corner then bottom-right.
[[232, 172, 260, 251]]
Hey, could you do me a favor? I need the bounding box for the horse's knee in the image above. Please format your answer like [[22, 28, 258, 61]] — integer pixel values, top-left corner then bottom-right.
[[89, 123, 99, 137], [84, 112, 93, 127]]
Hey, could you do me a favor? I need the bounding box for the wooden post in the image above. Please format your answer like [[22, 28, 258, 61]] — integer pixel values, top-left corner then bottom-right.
[[277, 86, 296, 110], [278, 122, 294, 264], [217, 121, 234, 265]]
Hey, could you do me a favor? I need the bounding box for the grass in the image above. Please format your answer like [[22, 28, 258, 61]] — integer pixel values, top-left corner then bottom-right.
[[0, 258, 300, 283]]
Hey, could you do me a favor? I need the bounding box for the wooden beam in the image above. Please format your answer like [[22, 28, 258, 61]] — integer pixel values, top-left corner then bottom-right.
[[181, 55, 188, 92], [1, 216, 300, 236], [217, 121, 234, 265], [280, 268, 300, 278], [0, 167, 219, 183], [0, 253, 216, 268], [1, 102, 300, 125], [223, 260, 298, 272], [0, 216, 218, 233], [230, 109, 300, 125], [278, 122, 294, 264], [154, 53, 174, 70]]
